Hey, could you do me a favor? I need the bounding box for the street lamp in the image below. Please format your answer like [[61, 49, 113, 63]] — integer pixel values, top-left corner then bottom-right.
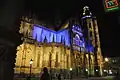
[[105, 58, 109, 62], [70, 68, 72, 71], [70, 68, 72, 79], [30, 59, 33, 79], [104, 58, 109, 76]]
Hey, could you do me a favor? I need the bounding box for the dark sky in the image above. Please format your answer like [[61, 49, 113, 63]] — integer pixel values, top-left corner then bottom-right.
[[25, 0, 120, 57]]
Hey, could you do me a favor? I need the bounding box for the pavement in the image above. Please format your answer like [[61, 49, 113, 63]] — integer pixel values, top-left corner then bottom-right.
[[58, 76, 116, 80], [72, 76, 115, 80], [14, 76, 116, 80]]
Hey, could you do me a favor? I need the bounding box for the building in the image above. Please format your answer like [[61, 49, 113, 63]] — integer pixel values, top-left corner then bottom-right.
[[103, 57, 120, 76], [14, 6, 103, 77]]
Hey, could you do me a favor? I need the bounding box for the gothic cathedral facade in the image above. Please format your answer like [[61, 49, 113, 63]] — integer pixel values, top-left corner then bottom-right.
[[14, 6, 103, 77]]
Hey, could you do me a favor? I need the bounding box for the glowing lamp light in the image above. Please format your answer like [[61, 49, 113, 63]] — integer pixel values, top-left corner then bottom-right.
[[109, 70, 112, 72], [86, 69, 88, 71], [104, 70, 107, 72], [30, 59, 33, 64], [96, 69, 98, 72], [70, 68, 72, 71], [109, 70, 112, 74], [105, 58, 109, 62], [109, 71, 112, 74]]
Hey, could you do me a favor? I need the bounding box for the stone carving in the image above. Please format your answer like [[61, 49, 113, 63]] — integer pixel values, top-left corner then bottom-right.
[[19, 17, 33, 38]]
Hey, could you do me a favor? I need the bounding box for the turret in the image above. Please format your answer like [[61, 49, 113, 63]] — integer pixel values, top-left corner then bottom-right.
[[81, 6, 100, 76], [81, 6, 95, 46], [82, 6, 92, 19]]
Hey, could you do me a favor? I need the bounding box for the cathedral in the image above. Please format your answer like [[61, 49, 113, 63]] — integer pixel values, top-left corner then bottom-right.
[[14, 6, 103, 77]]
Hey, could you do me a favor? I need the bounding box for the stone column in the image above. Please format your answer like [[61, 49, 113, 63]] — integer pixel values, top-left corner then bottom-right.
[[68, 50, 71, 69], [60, 46, 63, 69], [91, 54, 94, 76], [42, 45, 45, 67]]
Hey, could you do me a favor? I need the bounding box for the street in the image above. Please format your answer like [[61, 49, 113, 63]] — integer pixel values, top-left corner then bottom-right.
[[14, 76, 117, 80], [72, 76, 115, 80], [60, 76, 115, 80]]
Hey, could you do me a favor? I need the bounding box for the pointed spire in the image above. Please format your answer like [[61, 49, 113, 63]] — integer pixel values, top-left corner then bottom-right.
[[83, 6, 92, 16], [44, 36, 47, 43], [52, 35, 55, 42]]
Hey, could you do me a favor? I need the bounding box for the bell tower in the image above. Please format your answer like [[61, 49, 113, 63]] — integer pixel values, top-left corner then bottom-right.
[[81, 6, 103, 76], [82, 6, 95, 44], [81, 6, 95, 76], [93, 17, 103, 76]]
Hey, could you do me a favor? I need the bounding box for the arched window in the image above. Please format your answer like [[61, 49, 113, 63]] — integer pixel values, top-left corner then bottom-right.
[[37, 54, 40, 67], [75, 34, 80, 40], [55, 53, 58, 67]]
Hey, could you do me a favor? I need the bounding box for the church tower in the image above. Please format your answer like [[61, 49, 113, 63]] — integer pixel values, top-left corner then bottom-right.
[[81, 6, 103, 76], [93, 17, 103, 76]]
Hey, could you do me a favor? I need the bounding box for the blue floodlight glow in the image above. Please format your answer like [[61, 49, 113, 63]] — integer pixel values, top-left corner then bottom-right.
[[85, 41, 94, 53], [72, 24, 85, 49], [81, 15, 92, 19], [32, 24, 70, 46], [32, 24, 87, 52]]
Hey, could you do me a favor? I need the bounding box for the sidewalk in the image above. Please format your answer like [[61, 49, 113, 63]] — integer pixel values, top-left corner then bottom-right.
[[52, 78, 88, 80], [14, 78, 87, 80]]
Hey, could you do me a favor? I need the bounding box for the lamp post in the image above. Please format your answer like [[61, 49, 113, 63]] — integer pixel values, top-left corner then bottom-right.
[[29, 59, 33, 79], [70, 68, 72, 80], [105, 58, 109, 62], [104, 58, 109, 75]]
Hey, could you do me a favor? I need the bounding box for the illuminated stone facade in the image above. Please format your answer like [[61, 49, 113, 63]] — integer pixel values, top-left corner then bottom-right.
[[15, 17, 73, 75], [15, 41, 71, 74], [14, 6, 103, 76], [82, 6, 103, 76]]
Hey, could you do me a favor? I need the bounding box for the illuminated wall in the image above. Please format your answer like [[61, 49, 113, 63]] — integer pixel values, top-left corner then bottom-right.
[[72, 24, 85, 51], [85, 41, 94, 53], [32, 24, 86, 51], [32, 24, 70, 46]]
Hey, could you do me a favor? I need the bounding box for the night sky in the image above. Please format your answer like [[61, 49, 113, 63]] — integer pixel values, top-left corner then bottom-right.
[[25, 0, 120, 57]]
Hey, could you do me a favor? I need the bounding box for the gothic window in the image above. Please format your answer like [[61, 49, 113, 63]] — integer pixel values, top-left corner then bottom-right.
[[80, 37, 83, 41], [90, 31, 92, 38], [55, 53, 58, 67], [49, 53, 52, 67], [67, 55, 69, 68], [89, 23, 91, 29], [75, 34, 80, 40], [37, 54, 40, 67]]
